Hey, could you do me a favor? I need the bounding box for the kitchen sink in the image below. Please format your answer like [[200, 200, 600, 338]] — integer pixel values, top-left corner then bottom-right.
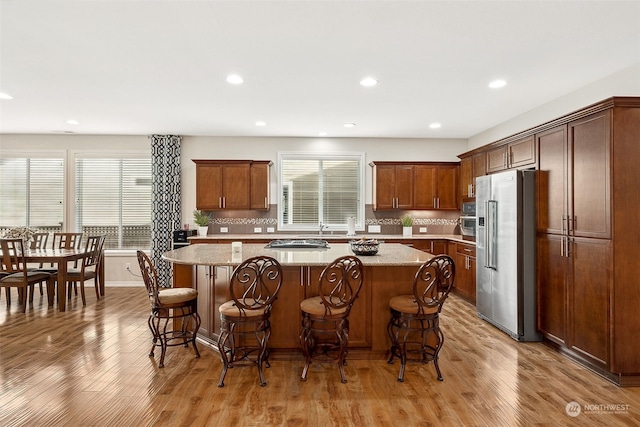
[[265, 239, 330, 249]]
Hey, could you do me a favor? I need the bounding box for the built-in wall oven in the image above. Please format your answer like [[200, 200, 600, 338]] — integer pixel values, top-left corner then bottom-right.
[[173, 229, 196, 249], [460, 198, 476, 238]]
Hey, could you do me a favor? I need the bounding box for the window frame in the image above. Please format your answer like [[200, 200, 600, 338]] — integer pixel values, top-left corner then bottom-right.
[[71, 150, 152, 251], [277, 152, 365, 233]]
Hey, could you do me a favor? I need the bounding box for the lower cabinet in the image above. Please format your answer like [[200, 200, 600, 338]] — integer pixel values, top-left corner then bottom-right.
[[537, 234, 611, 369], [453, 242, 476, 303]]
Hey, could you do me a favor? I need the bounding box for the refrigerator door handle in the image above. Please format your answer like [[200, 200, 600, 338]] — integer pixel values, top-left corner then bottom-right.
[[485, 200, 498, 269]]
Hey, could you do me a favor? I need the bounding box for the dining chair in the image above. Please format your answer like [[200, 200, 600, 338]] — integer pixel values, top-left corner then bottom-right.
[[387, 255, 455, 382], [217, 256, 283, 387], [64, 235, 105, 305], [299, 255, 364, 383], [28, 232, 50, 295], [40, 232, 84, 298], [137, 250, 201, 368], [0, 238, 55, 312]]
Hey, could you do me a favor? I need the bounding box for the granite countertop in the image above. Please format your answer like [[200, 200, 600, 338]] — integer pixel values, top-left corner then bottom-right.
[[163, 242, 433, 267], [189, 233, 474, 245]]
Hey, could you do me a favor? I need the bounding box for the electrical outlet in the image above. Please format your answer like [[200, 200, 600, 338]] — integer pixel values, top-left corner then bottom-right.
[[367, 225, 381, 233], [126, 263, 131, 271], [419, 227, 428, 233], [220, 227, 228, 233], [254, 227, 262, 233], [267, 227, 275, 233]]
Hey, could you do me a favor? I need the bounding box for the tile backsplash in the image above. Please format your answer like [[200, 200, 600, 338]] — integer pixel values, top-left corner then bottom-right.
[[200, 205, 460, 235]]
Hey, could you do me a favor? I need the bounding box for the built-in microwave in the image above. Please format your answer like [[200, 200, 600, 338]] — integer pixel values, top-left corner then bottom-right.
[[460, 215, 476, 237], [461, 198, 476, 216]]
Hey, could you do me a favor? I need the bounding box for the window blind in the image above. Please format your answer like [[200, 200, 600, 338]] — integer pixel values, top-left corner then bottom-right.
[[0, 157, 64, 230], [279, 154, 363, 231], [75, 158, 151, 249]]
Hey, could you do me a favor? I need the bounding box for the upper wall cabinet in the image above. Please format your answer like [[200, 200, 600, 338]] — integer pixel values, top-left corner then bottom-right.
[[193, 160, 271, 211], [371, 161, 459, 211], [371, 163, 414, 210], [486, 135, 536, 174], [459, 152, 486, 200], [413, 164, 459, 210]]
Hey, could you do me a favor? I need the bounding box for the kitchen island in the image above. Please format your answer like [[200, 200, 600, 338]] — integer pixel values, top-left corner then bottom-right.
[[163, 242, 434, 359]]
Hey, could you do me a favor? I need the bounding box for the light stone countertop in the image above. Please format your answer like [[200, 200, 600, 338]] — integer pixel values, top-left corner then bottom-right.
[[163, 242, 434, 267], [188, 233, 474, 245]]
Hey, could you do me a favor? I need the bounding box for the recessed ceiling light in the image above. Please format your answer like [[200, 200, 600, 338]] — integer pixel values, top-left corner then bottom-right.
[[429, 123, 441, 129], [66, 119, 80, 125], [226, 74, 244, 84], [0, 92, 13, 100], [318, 132, 327, 136], [360, 77, 378, 87], [489, 79, 507, 89], [343, 123, 356, 128], [255, 121, 266, 127]]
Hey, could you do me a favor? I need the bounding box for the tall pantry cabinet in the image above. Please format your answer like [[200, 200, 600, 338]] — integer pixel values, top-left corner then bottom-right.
[[535, 98, 640, 386]]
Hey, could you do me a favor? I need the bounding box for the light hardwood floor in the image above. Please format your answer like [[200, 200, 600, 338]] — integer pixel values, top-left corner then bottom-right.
[[1, 287, 639, 426]]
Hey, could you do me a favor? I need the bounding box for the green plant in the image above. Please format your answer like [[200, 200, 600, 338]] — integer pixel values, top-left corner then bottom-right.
[[400, 215, 413, 227], [193, 210, 210, 227]]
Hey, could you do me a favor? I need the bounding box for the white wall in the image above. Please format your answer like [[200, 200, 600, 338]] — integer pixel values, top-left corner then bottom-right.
[[468, 63, 640, 149]]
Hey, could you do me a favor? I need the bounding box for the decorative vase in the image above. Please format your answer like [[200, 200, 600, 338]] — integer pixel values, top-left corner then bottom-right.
[[403, 226, 412, 237], [197, 226, 208, 236]]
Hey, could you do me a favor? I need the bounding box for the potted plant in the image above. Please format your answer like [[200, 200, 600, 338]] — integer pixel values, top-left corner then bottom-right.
[[193, 210, 210, 236], [401, 214, 413, 237]]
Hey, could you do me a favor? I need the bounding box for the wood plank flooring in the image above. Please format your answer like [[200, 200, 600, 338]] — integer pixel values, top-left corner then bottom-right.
[[1, 287, 639, 426]]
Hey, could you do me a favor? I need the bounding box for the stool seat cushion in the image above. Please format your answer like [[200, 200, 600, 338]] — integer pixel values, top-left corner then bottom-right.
[[156, 287, 197, 305], [219, 299, 267, 317], [389, 294, 438, 315], [300, 296, 348, 316]]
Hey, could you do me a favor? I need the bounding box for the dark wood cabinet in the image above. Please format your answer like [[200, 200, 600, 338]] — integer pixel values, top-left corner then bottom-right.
[[459, 152, 486, 201], [372, 161, 459, 211], [531, 98, 640, 385], [250, 161, 271, 210], [193, 159, 271, 211], [414, 164, 458, 210], [371, 163, 414, 210], [486, 135, 536, 174], [453, 242, 476, 303]]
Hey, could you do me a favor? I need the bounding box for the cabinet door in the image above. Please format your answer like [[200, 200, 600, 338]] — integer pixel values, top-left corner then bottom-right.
[[460, 157, 473, 199], [569, 238, 611, 367], [486, 145, 508, 173], [536, 126, 567, 235], [195, 164, 223, 210], [508, 136, 536, 169], [435, 165, 458, 209], [431, 239, 447, 255], [250, 162, 270, 210], [196, 265, 214, 339], [373, 164, 396, 210], [413, 165, 436, 209], [569, 111, 611, 239], [473, 152, 486, 178], [536, 235, 568, 345], [394, 165, 414, 209], [222, 164, 251, 209]]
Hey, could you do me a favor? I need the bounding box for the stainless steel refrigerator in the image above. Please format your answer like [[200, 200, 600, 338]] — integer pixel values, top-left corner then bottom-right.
[[476, 169, 540, 342]]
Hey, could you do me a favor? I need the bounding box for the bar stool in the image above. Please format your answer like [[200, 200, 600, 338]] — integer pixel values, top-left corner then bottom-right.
[[217, 256, 283, 387], [387, 255, 455, 382], [299, 255, 364, 383], [136, 250, 200, 368]]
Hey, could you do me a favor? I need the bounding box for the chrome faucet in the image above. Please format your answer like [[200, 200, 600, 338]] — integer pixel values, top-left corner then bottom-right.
[[319, 222, 328, 236]]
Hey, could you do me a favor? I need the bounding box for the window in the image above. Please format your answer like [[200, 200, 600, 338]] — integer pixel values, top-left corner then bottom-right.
[[0, 157, 64, 233], [75, 156, 151, 250], [278, 153, 364, 232]]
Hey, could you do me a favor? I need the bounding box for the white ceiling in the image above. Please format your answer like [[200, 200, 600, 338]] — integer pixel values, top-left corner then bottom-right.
[[1, 0, 639, 139]]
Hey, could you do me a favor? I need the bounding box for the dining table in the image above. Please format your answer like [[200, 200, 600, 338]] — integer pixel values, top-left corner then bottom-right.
[[23, 247, 102, 311]]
